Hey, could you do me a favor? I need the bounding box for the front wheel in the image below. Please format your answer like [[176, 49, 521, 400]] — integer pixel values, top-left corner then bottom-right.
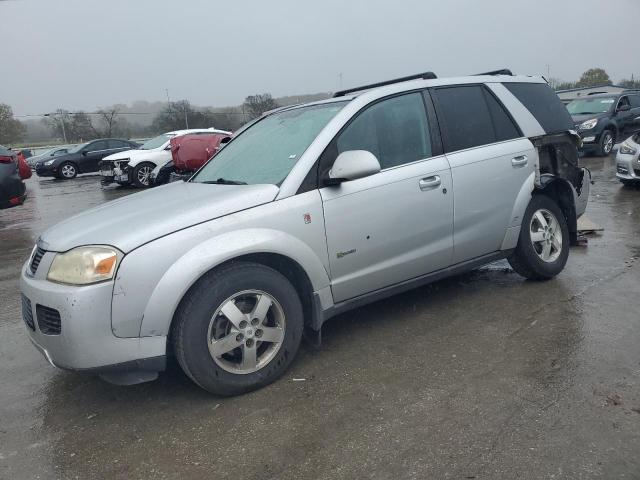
[[508, 194, 570, 280], [172, 262, 303, 396], [132, 162, 155, 188], [597, 129, 614, 156], [57, 162, 77, 179]]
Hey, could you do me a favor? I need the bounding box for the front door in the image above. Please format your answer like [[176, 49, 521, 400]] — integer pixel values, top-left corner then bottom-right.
[[81, 140, 109, 172], [320, 92, 454, 303]]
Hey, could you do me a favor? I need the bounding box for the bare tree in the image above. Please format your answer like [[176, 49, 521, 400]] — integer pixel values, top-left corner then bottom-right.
[[243, 93, 278, 119], [0, 104, 26, 144], [97, 107, 121, 137]]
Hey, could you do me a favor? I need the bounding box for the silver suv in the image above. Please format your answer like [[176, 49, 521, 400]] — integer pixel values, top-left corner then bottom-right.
[[20, 71, 590, 395]]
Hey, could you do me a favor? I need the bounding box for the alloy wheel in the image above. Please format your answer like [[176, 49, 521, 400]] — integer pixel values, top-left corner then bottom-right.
[[603, 133, 613, 154], [137, 165, 152, 186], [61, 164, 76, 178], [207, 290, 286, 374], [529, 208, 562, 263]]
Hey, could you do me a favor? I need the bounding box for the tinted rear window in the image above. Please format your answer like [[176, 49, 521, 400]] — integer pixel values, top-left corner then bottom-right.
[[432, 85, 520, 152], [504, 82, 574, 133]]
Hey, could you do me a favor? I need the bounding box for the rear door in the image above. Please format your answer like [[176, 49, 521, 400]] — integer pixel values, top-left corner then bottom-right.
[[320, 91, 454, 302], [629, 95, 640, 135], [431, 84, 535, 263]]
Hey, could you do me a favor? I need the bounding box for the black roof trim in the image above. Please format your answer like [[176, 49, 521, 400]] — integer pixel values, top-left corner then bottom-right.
[[333, 71, 437, 98], [474, 69, 514, 76]]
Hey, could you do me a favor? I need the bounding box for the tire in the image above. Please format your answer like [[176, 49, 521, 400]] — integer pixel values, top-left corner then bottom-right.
[[132, 162, 155, 188], [172, 262, 304, 396], [508, 194, 570, 280], [620, 179, 639, 188], [57, 162, 77, 179], [597, 129, 614, 156]]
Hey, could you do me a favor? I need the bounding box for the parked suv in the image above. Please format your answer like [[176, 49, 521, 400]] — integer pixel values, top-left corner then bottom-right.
[[566, 90, 640, 156], [20, 71, 590, 395], [34, 139, 140, 179], [99, 128, 231, 188]]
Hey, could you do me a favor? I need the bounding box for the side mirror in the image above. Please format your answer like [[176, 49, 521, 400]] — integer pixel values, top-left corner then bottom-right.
[[326, 150, 381, 185], [618, 104, 631, 112], [82, 150, 88, 156]]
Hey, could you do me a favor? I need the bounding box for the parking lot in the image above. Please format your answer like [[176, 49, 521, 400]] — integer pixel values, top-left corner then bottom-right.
[[1, 155, 639, 479]]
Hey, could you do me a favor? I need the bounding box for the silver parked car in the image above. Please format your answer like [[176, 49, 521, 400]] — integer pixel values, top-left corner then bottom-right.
[[615, 133, 640, 185], [20, 70, 591, 395]]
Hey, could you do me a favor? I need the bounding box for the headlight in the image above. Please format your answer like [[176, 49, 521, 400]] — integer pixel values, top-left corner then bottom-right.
[[47, 246, 122, 285], [578, 118, 598, 130], [44, 159, 55, 165], [619, 142, 638, 155]]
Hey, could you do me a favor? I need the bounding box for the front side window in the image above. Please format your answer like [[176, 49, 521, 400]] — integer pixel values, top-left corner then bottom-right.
[[629, 95, 640, 108], [193, 102, 346, 185], [617, 96, 630, 110], [85, 141, 108, 152], [336, 92, 432, 169]]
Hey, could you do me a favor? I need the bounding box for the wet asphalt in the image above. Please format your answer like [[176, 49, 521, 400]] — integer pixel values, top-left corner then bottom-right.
[[0, 158, 639, 480]]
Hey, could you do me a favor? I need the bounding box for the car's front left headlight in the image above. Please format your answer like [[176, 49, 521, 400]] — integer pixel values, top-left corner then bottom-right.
[[578, 118, 598, 130], [44, 159, 55, 165], [47, 246, 122, 285], [619, 142, 638, 156]]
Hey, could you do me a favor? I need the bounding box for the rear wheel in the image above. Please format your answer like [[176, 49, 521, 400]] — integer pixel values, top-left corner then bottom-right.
[[172, 262, 303, 396], [132, 162, 155, 188], [597, 129, 614, 156], [508, 194, 570, 280], [58, 162, 77, 179]]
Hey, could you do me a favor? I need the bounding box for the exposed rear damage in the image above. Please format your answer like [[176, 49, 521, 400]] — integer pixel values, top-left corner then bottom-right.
[[532, 130, 591, 244]]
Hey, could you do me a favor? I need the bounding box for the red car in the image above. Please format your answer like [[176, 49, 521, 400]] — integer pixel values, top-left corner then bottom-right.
[[152, 132, 232, 185], [0, 145, 27, 209]]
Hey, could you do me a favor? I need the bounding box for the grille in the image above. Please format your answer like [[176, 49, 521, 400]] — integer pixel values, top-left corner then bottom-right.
[[36, 304, 61, 335], [21, 294, 35, 331], [30, 247, 46, 275]]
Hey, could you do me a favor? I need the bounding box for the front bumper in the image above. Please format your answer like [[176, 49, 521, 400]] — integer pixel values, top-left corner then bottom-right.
[[615, 151, 640, 181], [35, 164, 57, 177], [20, 259, 166, 372], [99, 160, 130, 185], [575, 129, 602, 150]]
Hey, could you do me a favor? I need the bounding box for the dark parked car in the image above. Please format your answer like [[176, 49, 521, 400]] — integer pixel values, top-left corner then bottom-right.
[[35, 138, 140, 179], [27, 146, 70, 168], [0, 145, 26, 209], [567, 90, 640, 156]]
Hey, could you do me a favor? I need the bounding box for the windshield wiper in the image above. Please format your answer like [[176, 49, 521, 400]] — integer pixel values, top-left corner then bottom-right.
[[574, 112, 598, 115], [200, 177, 248, 185]]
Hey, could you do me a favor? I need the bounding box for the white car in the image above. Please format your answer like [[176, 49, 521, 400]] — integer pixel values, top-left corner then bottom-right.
[[99, 128, 231, 187]]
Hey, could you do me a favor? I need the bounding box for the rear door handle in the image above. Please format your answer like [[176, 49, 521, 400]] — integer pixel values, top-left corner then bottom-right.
[[419, 175, 441, 190], [511, 155, 528, 167]]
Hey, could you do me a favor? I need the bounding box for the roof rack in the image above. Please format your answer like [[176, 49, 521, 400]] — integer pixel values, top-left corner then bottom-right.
[[622, 88, 640, 93], [474, 69, 514, 76], [333, 71, 437, 98]]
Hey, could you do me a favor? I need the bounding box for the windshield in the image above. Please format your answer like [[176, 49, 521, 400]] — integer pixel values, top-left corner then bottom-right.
[[192, 102, 346, 185], [139, 134, 172, 150], [566, 97, 615, 115], [68, 142, 90, 153]]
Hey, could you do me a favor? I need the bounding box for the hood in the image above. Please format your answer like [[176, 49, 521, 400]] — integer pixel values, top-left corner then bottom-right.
[[40, 181, 279, 253], [570, 113, 607, 125], [103, 148, 158, 161]]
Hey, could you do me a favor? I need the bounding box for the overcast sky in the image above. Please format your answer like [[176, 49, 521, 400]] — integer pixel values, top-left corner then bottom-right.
[[2, 0, 639, 116]]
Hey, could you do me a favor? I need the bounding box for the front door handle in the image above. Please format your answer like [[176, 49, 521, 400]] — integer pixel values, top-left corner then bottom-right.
[[419, 175, 441, 190], [511, 155, 528, 167]]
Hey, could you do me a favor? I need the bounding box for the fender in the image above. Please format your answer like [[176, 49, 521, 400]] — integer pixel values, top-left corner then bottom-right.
[[537, 174, 578, 244], [500, 171, 535, 250], [138, 228, 331, 337]]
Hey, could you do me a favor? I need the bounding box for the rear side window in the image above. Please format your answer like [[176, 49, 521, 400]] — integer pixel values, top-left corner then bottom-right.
[[503, 82, 574, 134], [630, 95, 640, 107], [432, 85, 520, 152], [336, 92, 432, 169]]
